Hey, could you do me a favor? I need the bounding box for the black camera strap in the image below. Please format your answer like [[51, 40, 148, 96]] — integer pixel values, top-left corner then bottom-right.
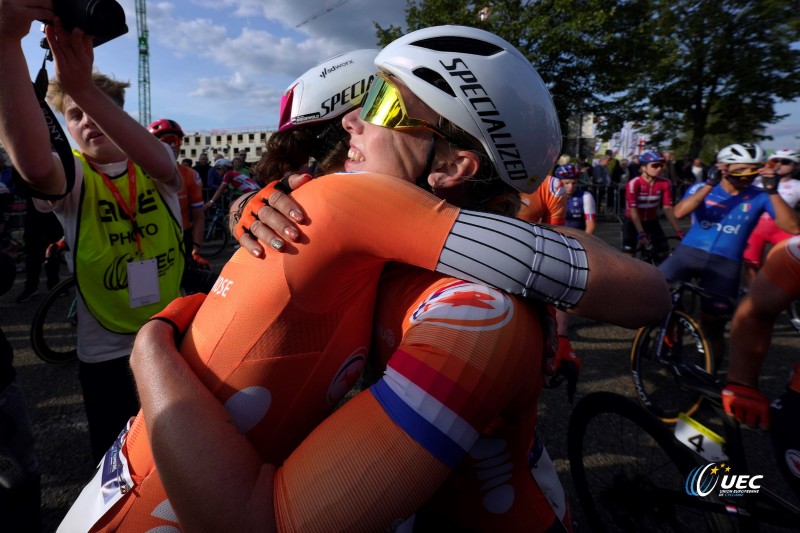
[[12, 51, 76, 201]]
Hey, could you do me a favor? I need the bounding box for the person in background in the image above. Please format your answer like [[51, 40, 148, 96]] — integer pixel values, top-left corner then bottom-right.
[[192, 152, 212, 190], [741, 148, 800, 289], [147, 118, 212, 286], [726, 236, 800, 496], [0, 252, 41, 532], [180, 157, 193, 167], [14, 194, 63, 303], [659, 143, 800, 364], [204, 157, 260, 209], [0, 10, 185, 462]]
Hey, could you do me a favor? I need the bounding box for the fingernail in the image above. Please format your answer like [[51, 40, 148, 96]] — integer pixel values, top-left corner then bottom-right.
[[252, 248, 263, 258], [269, 238, 284, 250], [284, 227, 299, 240], [290, 210, 303, 222]]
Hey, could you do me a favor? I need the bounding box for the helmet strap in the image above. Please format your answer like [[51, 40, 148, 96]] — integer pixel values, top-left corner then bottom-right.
[[414, 134, 438, 190]]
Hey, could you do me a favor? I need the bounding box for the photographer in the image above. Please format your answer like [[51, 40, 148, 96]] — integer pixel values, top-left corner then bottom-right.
[[0, 1, 184, 462]]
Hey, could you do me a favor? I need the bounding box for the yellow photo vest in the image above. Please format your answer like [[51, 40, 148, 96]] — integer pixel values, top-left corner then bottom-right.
[[74, 153, 185, 333]]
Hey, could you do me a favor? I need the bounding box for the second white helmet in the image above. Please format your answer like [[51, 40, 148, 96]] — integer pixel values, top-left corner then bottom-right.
[[278, 49, 378, 132], [768, 148, 800, 164]]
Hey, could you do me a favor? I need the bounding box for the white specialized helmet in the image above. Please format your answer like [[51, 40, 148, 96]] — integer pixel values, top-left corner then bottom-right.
[[214, 158, 231, 168], [717, 143, 766, 164], [374, 25, 561, 193], [278, 49, 379, 132], [768, 148, 800, 164]]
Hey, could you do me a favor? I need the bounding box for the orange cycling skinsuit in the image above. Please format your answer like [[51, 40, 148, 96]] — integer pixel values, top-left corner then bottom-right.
[[757, 236, 800, 495], [60, 172, 581, 532], [175, 163, 204, 231], [518, 174, 566, 225]]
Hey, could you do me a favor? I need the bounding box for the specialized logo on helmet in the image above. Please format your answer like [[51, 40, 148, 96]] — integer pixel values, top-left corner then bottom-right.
[[685, 462, 763, 497], [410, 281, 513, 331], [550, 176, 565, 198], [440, 58, 528, 183], [320, 74, 375, 117], [319, 59, 354, 79]]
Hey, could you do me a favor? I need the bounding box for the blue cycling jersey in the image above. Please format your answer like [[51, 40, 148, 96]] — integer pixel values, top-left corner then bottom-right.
[[680, 183, 775, 261], [565, 192, 588, 230]]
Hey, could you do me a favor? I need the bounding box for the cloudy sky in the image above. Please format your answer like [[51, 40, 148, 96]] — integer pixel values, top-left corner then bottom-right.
[[19, 0, 799, 151]]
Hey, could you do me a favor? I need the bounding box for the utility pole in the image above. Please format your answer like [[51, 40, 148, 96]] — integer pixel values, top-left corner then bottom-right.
[[135, 0, 151, 126]]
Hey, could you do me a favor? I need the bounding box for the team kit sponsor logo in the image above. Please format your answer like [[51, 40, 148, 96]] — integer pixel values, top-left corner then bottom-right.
[[440, 58, 530, 182], [685, 462, 764, 497], [410, 281, 513, 331]]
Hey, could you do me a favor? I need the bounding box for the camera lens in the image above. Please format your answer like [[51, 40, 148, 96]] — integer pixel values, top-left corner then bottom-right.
[[83, 0, 126, 38]]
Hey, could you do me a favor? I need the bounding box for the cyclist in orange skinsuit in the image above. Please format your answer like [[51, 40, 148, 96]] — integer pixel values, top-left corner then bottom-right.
[[63, 28, 669, 532], [518, 174, 566, 225]]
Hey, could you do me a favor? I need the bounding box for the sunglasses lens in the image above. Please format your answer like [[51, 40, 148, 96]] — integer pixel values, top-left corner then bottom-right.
[[360, 76, 405, 129], [779, 159, 794, 165], [650, 163, 664, 168], [161, 135, 181, 146]]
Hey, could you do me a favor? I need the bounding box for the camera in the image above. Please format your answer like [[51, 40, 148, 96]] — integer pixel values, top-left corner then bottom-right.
[[53, 0, 128, 47]]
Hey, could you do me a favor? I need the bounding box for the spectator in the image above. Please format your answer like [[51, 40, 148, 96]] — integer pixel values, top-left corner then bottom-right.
[[181, 157, 193, 167], [592, 155, 612, 212], [0, 16, 185, 462], [0, 255, 41, 532], [192, 152, 212, 188], [684, 157, 707, 184], [14, 195, 63, 303], [628, 154, 641, 180], [233, 155, 250, 177]]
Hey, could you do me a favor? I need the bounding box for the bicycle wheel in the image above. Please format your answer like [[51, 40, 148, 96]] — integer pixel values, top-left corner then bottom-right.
[[789, 299, 800, 334], [30, 277, 78, 364], [202, 214, 230, 258], [567, 392, 736, 533], [630, 310, 713, 423]]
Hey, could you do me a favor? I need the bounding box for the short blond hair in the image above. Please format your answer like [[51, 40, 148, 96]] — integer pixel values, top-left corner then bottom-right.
[[47, 71, 130, 114]]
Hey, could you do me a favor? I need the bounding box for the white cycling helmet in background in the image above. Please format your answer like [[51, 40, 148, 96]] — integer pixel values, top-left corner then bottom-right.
[[716, 143, 766, 164], [278, 49, 379, 132], [768, 148, 800, 164], [214, 158, 231, 168], [374, 25, 561, 194]]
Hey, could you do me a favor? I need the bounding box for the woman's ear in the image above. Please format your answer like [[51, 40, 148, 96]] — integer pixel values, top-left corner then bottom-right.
[[428, 149, 481, 189]]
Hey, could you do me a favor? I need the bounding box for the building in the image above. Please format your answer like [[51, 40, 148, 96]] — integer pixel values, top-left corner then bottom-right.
[[179, 127, 276, 164]]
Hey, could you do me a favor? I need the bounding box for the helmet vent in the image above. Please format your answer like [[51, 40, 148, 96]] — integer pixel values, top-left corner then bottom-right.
[[410, 36, 504, 56], [412, 67, 456, 97]]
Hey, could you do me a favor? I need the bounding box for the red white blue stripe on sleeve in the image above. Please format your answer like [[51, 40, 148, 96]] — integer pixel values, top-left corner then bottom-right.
[[369, 350, 480, 468]]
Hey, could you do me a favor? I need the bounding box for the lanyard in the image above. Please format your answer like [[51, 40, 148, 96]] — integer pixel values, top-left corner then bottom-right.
[[86, 157, 142, 253]]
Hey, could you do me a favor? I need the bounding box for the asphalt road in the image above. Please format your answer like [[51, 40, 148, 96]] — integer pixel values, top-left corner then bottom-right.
[[2, 217, 798, 532]]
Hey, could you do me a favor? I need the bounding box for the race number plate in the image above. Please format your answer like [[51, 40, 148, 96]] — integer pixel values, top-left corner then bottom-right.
[[674, 413, 727, 462]]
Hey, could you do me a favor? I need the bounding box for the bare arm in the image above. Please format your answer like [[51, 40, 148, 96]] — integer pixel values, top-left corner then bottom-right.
[[728, 274, 792, 387], [130, 321, 278, 533], [0, 3, 65, 196], [673, 184, 711, 219], [45, 22, 180, 188], [555, 224, 671, 327]]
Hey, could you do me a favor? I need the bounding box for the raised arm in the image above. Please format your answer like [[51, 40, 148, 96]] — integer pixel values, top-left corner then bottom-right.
[[45, 21, 180, 188], [0, 3, 66, 196]]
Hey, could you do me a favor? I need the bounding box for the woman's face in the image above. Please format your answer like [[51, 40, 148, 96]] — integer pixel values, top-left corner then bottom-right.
[[341, 77, 439, 183]]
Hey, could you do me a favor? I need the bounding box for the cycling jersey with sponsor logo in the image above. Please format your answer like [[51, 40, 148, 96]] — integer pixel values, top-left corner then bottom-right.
[[61, 172, 561, 532], [624, 175, 673, 221], [679, 183, 775, 261]]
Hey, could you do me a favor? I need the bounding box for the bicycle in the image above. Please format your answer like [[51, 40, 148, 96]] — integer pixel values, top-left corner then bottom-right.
[[630, 282, 717, 423], [633, 235, 682, 266], [30, 276, 77, 363], [568, 362, 800, 532], [201, 197, 231, 258]]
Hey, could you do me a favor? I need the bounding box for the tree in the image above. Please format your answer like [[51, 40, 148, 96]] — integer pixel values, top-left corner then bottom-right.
[[375, 0, 800, 160]]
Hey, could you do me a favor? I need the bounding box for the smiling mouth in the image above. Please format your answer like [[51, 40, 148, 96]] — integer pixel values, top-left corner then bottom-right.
[[87, 132, 103, 141], [347, 147, 365, 162]]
